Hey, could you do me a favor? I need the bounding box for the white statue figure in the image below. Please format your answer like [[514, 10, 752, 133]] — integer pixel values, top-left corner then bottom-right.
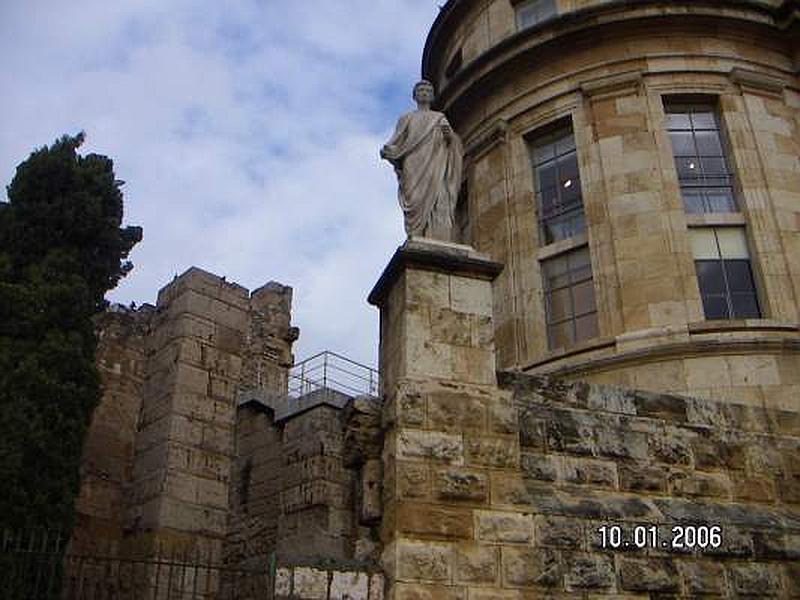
[[381, 80, 463, 242]]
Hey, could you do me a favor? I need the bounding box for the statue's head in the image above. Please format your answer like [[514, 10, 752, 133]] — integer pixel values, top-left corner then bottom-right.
[[413, 80, 435, 106]]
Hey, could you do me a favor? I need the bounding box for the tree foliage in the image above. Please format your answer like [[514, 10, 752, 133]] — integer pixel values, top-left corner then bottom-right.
[[0, 133, 141, 532]]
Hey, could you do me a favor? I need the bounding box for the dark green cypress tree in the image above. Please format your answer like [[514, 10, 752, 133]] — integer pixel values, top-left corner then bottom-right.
[[0, 133, 142, 533]]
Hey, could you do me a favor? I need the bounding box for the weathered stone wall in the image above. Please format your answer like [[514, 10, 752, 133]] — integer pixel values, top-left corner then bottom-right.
[[125, 268, 251, 564], [500, 371, 800, 597], [71, 305, 153, 554], [225, 391, 384, 569], [72, 269, 301, 588], [239, 282, 298, 394], [223, 401, 283, 569], [382, 371, 800, 598], [278, 402, 356, 561], [371, 238, 799, 599], [274, 565, 384, 600]]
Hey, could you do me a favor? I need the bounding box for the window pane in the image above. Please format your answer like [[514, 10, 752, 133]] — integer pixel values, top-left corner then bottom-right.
[[704, 188, 736, 213], [666, 112, 691, 130], [533, 141, 555, 165], [682, 189, 706, 214], [558, 153, 579, 186], [691, 227, 761, 321], [570, 211, 586, 238], [536, 162, 557, 192], [724, 260, 757, 293], [695, 130, 723, 156], [669, 131, 696, 156], [575, 313, 599, 342], [731, 293, 760, 319], [547, 271, 571, 290], [539, 187, 559, 217], [665, 100, 739, 215], [700, 156, 728, 177], [544, 218, 571, 244], [702, 295, 730, 319], [542, 246, 597, 349], [569, 256, 592, 283], [542, 254, 568, 281], [568, 247, 590, 269], [572, 280, 596, 315], [696, 261, 726, 294], [555, 132, 576, 155], [547, 287, 573, 322], [548, 321, 573, 350], [689, 229, 719, 260], [716, 229, 749, 259], [676, 157, 701, 179], [562, 181, 582, 207], [691, 111, 717, 129], [531, 121, 584, 245]]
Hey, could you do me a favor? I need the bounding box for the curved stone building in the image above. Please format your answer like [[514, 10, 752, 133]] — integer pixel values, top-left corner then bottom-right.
[[423, 0, 800, 408]]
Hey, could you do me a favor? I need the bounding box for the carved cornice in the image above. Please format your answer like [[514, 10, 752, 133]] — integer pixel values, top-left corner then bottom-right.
[[368, 239, 503, 307], [730, 67, 786, 98], [580, 70, 644, 101]]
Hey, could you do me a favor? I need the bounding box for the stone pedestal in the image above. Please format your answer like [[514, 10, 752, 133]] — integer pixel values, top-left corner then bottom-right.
[[370, 239, 525, 599], [369, 238, 504, 397]]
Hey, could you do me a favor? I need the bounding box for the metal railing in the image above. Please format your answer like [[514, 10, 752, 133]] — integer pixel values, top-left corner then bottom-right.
[[288, 351, 379, 399], [1, 530, 273, 600]]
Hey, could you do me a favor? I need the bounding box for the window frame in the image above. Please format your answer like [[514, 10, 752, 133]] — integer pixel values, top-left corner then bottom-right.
[[541, 245, 599, 350], [527, 118, 586, 246], [689, 226, 762, 321], [663, 97, 740, 215]]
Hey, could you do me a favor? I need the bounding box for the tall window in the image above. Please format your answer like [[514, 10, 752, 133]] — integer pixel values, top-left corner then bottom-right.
[[690, 228, 761, 319], [530, 122, 585, 245], [516, 0, 557, 30], [542, 247, 598, 350], [665, 100, 737, 214]]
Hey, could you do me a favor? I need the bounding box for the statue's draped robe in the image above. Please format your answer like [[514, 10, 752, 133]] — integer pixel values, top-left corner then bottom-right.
[[384, 109, 463, 240]]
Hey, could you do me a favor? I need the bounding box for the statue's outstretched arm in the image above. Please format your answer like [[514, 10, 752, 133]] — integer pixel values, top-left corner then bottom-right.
[[381, 115, 409, 163]]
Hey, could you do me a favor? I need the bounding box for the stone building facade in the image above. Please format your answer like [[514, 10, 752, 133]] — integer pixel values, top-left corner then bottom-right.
[[424, 0, 800, 407]]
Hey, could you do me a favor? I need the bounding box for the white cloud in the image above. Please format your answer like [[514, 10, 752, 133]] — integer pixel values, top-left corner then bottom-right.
[[0, 1, 441, 368]]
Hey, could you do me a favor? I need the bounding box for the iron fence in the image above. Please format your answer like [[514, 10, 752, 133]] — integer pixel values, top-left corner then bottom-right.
[[1, 530, 273, 600]]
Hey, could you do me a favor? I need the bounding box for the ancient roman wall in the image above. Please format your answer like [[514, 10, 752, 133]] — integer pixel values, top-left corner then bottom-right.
[[71, 306, 153, 554], [125, 268, 252, 564], [223, 401, 283, 569], [225, 391, 384, 570]]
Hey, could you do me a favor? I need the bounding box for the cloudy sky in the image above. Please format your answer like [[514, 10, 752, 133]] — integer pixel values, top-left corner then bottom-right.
[[0, 1, 442, 369]]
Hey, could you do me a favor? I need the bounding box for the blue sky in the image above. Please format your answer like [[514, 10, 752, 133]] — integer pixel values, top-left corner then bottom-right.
[[0, 1, 443, 367]]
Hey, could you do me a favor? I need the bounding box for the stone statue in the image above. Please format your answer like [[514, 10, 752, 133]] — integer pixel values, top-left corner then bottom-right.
[[381, 80, 463, 242]]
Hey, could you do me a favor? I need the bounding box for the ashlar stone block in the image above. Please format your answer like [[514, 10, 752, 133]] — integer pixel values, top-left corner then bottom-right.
[[397, 431, 464, 465], [475, 511, 532, 544], [293, 566, 329, 600], [330, 571, 369, 600]]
